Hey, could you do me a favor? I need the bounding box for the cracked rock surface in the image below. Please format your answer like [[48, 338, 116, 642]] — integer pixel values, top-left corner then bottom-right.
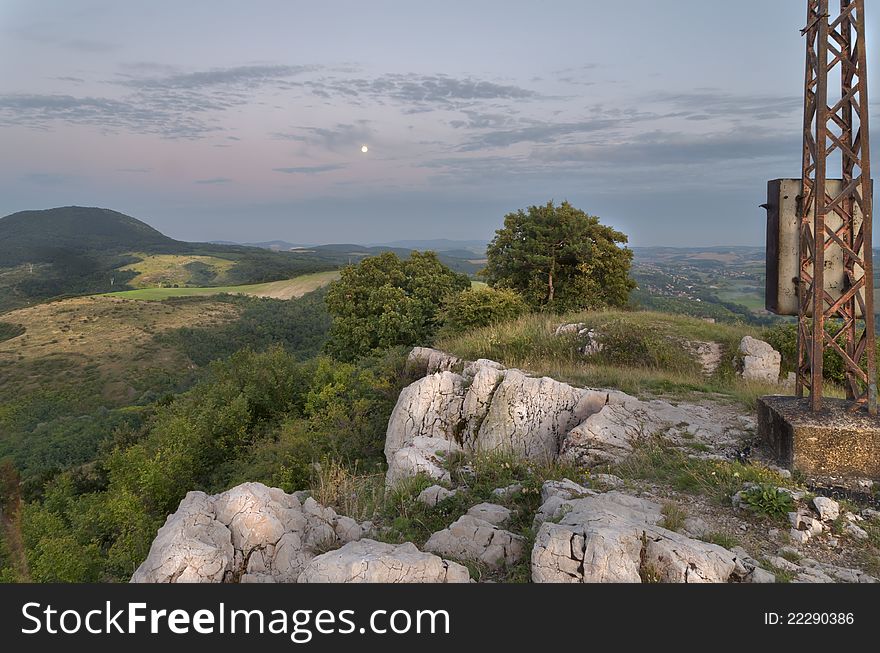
[[384, 348, 752, 487], [297, 539, 471, 583], [424, 515, 526, 570], [131, 482, 365, 583], [531, 491, 739, 583]]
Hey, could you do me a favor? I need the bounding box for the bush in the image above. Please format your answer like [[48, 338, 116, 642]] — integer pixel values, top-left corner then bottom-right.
[[739, 484, 795, 519], [439, 287, 528, 336], [324, 251, 470, 361]]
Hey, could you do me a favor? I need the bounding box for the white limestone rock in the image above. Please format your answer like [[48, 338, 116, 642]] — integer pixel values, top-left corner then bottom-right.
[[417, 485, 457, 507], [736, 336, 781, 384], [424, 515, 525, 570], [466, 502, 512, 526], [386, 436, 463, 487], [531, 492, 738, 583], [812, 496, 840, 522], [132, 483, 360, 583], [298, 539, 471, 583]]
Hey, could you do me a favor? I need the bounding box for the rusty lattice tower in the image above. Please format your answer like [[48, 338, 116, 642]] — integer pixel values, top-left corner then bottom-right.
[[797, 0, 876, 413]]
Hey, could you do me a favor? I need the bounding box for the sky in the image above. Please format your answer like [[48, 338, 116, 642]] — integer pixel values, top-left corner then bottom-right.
[[1, 0, 878, 247]]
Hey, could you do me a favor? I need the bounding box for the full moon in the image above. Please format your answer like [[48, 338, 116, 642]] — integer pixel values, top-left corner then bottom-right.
[[361, 145, 369, 153]]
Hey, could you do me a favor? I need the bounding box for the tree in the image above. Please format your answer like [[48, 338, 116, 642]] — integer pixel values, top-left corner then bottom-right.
[[324, 251, 470, 361], [484, 201, 636, 313]]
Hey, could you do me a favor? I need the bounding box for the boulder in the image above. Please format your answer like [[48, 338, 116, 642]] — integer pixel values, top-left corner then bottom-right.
[[386, 436, 462, 487], [812, 496, 840, 522], [132, 483, 360, 583], [417, 485, 457, 507], [476, 370, 609, 460], [736, 336, 781, 384], [298, 539, 471, 583], [424, 515, 525, 570], [466, 502, 512, 526], [531, 492, 738, 583], [407, 347, 462, 375]]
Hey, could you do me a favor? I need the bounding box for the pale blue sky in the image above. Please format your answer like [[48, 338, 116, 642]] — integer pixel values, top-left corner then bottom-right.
[[1, 1, 877, 246]]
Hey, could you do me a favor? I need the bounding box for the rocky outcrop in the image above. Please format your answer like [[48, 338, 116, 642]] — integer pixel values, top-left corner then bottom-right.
[[297, 539, 471, 583], [383, 348, 753, 486], [531, 491, 739, 583], [736, 336, 781, 384], [424, 515, 526, 570], [386, 436, 462, 487], [132, 483, 366, 583]]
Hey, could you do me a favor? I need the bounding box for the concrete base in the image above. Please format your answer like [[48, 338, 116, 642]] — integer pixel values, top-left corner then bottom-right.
[[758, 396, 880, 479]]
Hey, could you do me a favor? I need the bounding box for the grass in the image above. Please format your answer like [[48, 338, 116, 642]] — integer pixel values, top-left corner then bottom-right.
[[103, 270, 339, 301], [611, 437, 799, 506], [660, 502, 687, 532], [310, 450, 584, 582], [434, 308, 850, 407], [117, 252, 237, 288]]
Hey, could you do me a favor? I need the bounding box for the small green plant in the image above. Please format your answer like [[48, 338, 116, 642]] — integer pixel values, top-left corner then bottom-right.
[[660, 503, 687, 532], [740, 484, 795, 519], [700, 531, 740, 549]]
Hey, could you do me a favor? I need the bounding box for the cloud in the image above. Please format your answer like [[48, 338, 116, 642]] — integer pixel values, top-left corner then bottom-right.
[[64, 38, 119, 53], [194, 177, 233, 184], [276, 122, 373, 152], [458, 118, 625, 151], [272, 164, 347, 174], [534, 129, 800, 166], [304, 73, 537, 109], [0, 93, 213, 138], [117, 64, 319, 91], [651, 90, 802, 121]]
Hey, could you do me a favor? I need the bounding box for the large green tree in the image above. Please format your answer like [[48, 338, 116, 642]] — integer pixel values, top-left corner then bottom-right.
[[484, 201, 636, 313], [324, 251, 470, 360]]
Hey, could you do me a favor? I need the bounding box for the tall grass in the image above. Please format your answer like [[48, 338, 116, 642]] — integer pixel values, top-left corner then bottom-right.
[[434, 309, 849, 406]]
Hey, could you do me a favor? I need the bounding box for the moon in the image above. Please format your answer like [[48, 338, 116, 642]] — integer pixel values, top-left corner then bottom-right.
[[361, 144, 369, 153]]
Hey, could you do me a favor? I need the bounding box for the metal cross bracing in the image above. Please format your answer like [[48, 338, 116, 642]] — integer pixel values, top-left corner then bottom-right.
[[797, 0, 877, 414]]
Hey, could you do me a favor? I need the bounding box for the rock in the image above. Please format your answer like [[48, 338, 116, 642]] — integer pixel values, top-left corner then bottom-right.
[[683, 340, 723, 377], [812, 496, 840, 522], [386, 436, 462, 487], [591, 473, 624, 490], [131, 491, 233, 583], [384, 371, 467, 464], [531, 492, 737, 583], [683, 517, 710, 538], [540, 479, 593, 504], [554, 323, 587, 336], [297, 539, 470, 583], [466, 502, 512, 526], [795, 568, 834, 583], [407, 347, 462, 375], [736, 336, 781, 384], [789, 509, 824, 536], [767, 555, 801, 573], [748, 568, 777, 583], [417, 485, 457, 507], [132, 483, 359, 583], [459, 363, 506, 448], [843, 521, 869, 540], [789, 528, 812, 546], [424, 515, 525, 570], [863, 508, 880, 521], [475, 369, 608, 461], [491, 483, 523, 499]]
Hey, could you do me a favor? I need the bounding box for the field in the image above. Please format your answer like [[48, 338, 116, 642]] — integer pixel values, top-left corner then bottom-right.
[[118, 253, 237, 288], [103, 270, 339, 301]]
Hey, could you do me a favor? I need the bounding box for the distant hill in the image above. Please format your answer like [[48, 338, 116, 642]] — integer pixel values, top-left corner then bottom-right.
[[0, 207, 341, 313], [0, 207, 181, 265], [0, 207, 486, 313], [210, 239, 310, 251], [371, 238, 487, 254]]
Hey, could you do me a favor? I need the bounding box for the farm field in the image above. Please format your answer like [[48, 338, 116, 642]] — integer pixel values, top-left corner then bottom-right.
[[104, 270, 340, 301]]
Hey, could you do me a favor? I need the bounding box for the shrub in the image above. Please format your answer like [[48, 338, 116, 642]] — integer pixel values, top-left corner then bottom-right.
[[439, 287, 528, 336], [740, 483, 795, 518]]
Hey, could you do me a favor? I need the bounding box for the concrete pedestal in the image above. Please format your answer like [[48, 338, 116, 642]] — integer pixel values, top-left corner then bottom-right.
[[757, 396, 880, 479]]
